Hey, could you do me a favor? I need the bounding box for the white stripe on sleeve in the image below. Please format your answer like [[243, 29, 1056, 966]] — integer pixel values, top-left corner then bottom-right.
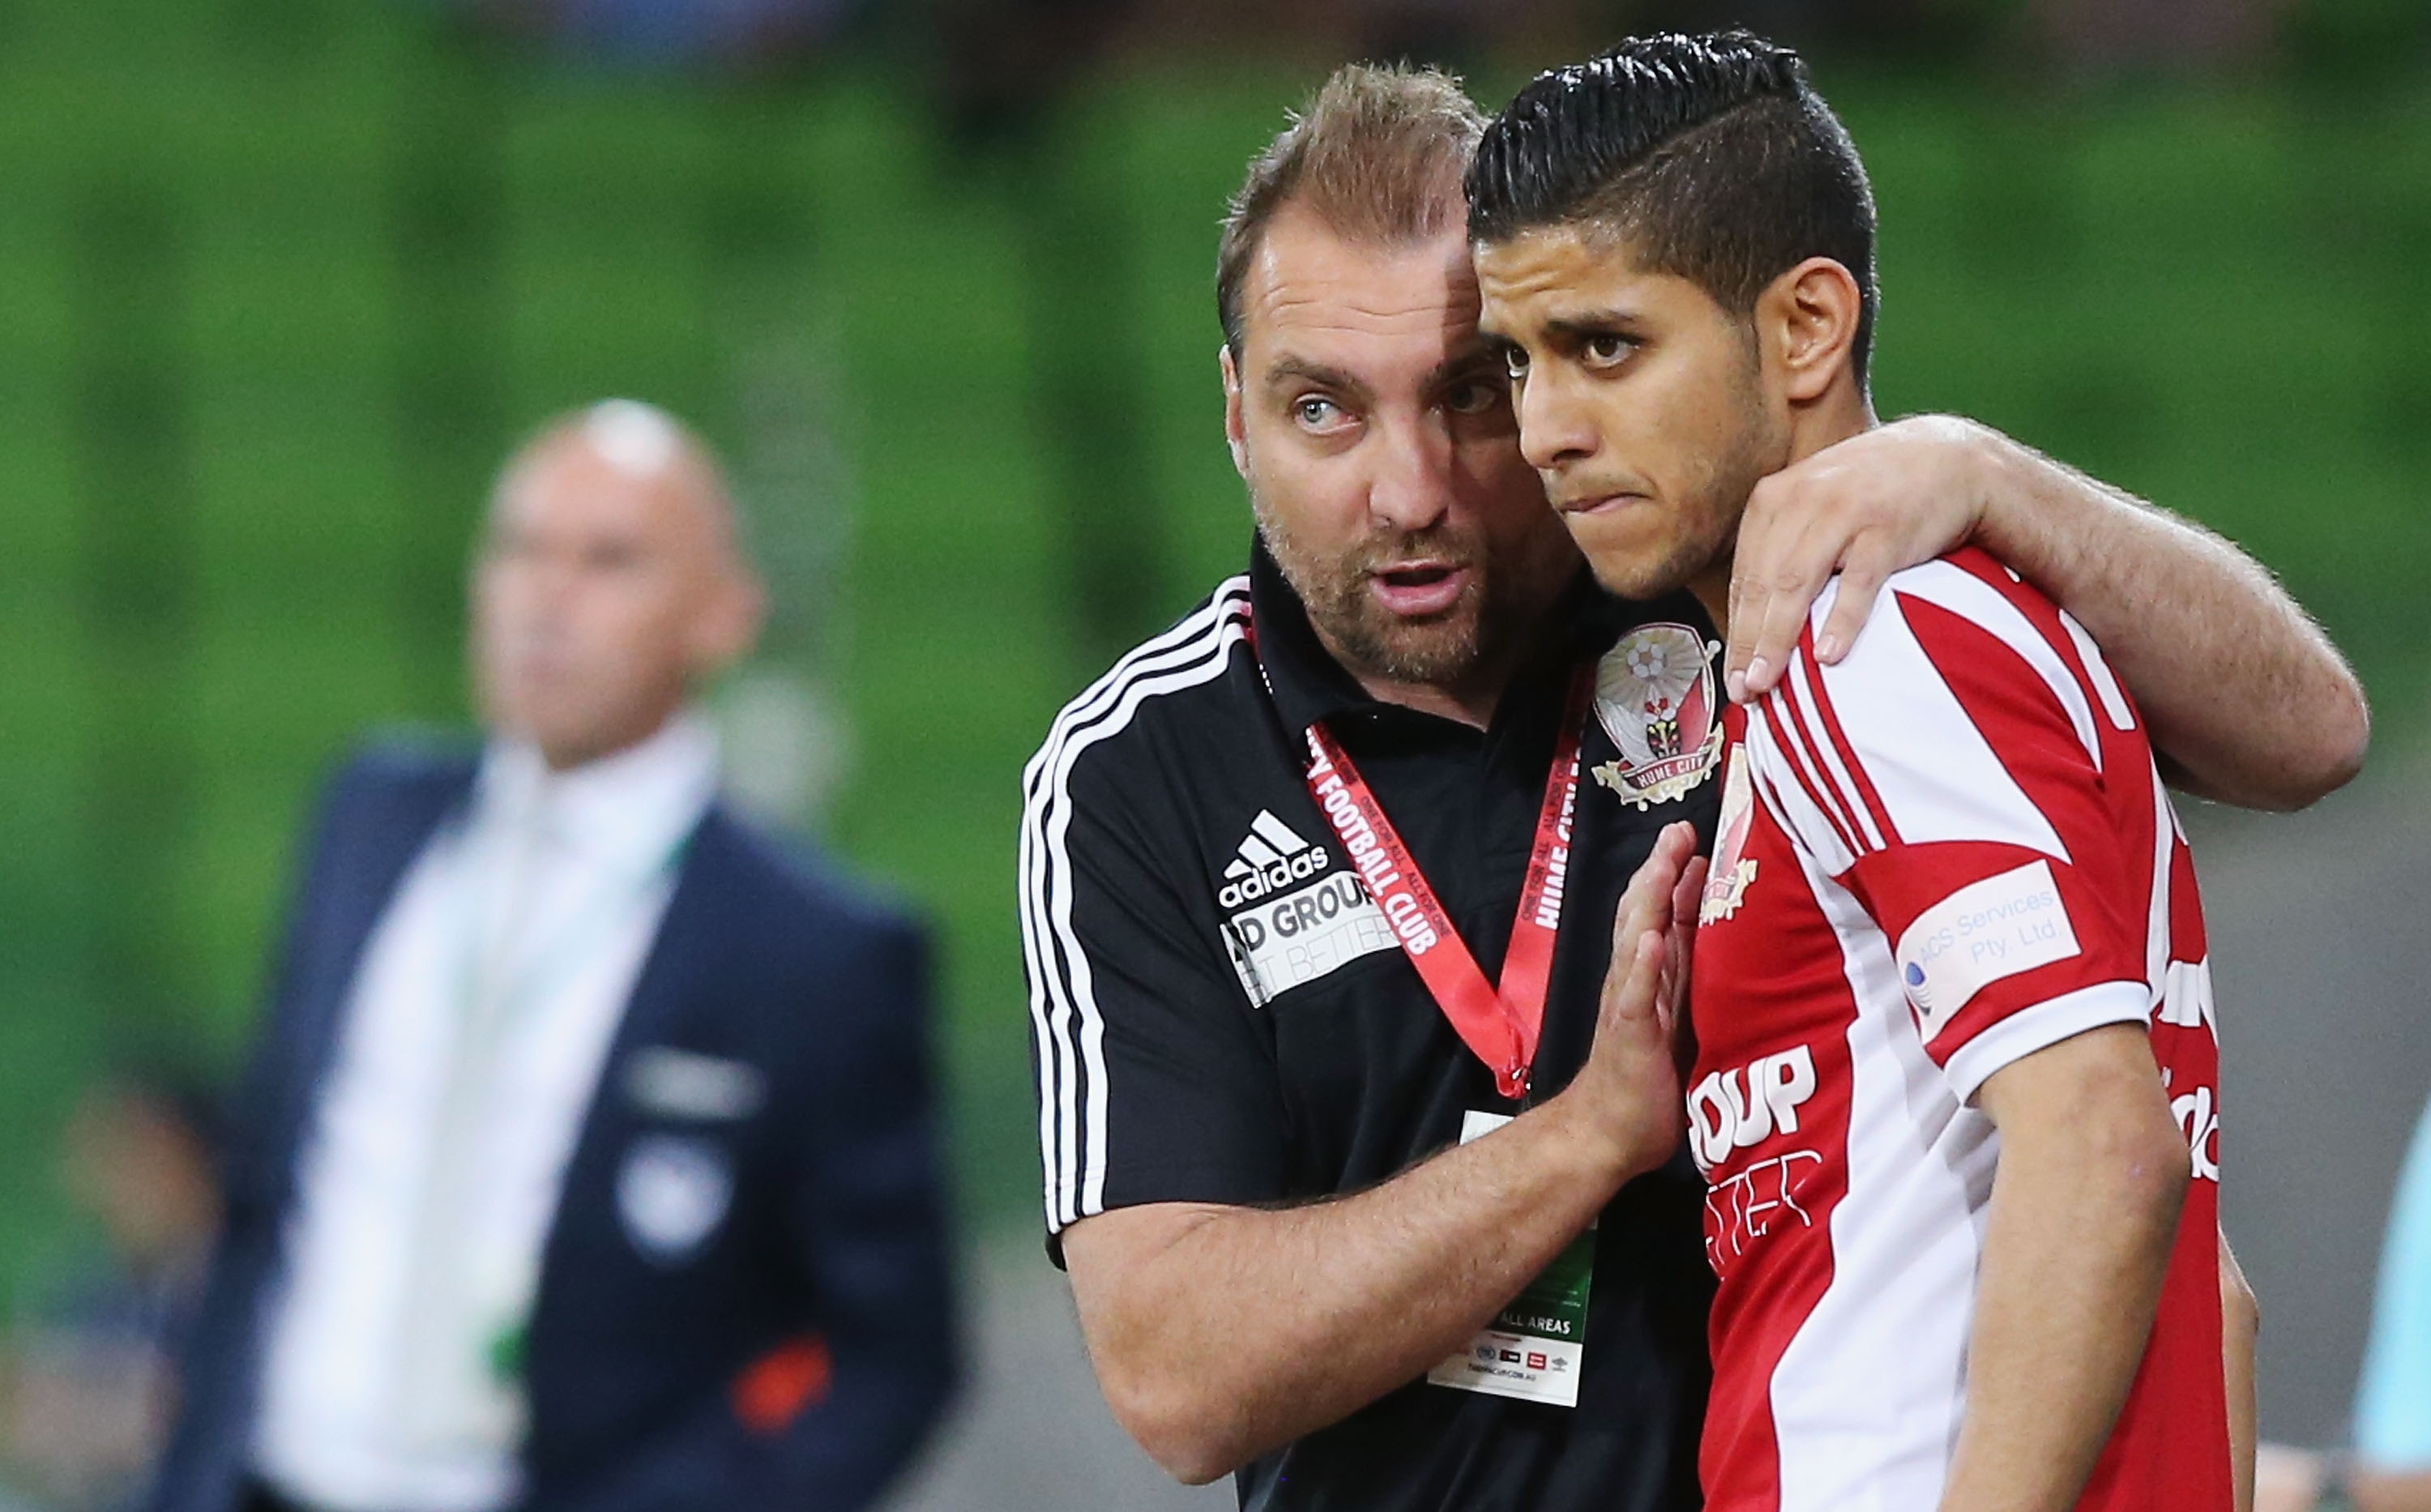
[[1018, 581, 1251, 1231]]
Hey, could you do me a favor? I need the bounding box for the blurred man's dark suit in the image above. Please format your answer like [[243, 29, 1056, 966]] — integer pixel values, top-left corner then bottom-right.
[[150, 743, 957, 1512]]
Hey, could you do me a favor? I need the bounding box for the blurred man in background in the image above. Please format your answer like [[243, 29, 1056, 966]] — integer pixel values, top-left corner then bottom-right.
[[148, 400, 955, 1512], [1, 1059, 222, 1512]]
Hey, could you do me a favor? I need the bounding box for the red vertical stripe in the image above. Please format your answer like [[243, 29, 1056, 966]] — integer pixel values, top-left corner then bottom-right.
[[1796, 630, 1899, 849]]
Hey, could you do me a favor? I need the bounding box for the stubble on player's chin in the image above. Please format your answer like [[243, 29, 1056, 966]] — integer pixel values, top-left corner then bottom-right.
[[1577, 459, 1763, 608], [1580, 530, 1725, 605], [1576, 365, 1784, 607]]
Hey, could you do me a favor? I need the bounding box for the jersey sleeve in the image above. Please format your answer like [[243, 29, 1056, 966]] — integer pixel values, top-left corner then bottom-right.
[[1743, 556, 2155, 1104], [1020, 729, 1287, 1248]]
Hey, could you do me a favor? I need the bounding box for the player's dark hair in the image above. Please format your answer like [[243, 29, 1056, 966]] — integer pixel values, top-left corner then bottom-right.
[[1217, 63, 1485, 357], [1467, 31, 1878, 379]]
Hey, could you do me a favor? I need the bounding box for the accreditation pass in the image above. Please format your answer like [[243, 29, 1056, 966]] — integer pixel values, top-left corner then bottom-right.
[[1425, 1110, 1593, 1407]]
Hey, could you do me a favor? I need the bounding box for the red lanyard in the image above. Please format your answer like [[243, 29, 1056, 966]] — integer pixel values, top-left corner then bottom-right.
[[1299, 667, 1592, 1100]]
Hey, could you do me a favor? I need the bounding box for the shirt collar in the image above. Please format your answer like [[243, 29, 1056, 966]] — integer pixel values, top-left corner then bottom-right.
[[473, 710, 720, 872], [1247, 532, 1635, 737]]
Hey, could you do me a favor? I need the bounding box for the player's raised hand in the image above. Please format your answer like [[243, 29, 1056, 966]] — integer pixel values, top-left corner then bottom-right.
[[1725, 414, 2001, 703]]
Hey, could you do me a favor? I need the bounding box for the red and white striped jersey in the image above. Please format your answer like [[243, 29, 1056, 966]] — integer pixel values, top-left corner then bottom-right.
[[1687, 549, 2228, 1512]]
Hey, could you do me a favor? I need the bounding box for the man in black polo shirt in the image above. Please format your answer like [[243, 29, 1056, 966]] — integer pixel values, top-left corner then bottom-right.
[[1019, 65, 2367, 1512]]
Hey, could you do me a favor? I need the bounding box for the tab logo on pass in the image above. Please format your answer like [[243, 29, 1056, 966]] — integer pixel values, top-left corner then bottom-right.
[[1425, 1110, 1594, 1408]]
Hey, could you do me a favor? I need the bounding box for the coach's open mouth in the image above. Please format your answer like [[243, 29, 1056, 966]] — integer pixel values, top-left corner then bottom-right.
[[1369, 562, 1468, 618]]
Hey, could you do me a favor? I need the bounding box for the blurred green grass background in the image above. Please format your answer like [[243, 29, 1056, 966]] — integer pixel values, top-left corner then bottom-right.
[[0, 0, 2422, 1277]]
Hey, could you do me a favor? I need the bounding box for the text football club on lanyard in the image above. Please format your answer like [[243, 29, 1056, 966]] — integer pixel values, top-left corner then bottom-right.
[[1255, 618, 1604, 1408], [1288, 638, 1594, 1102]]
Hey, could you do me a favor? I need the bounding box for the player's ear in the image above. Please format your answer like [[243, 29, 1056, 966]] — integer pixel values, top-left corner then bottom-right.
[[1762, 258, 1863, 405], [1220, 344, 1250, 479]]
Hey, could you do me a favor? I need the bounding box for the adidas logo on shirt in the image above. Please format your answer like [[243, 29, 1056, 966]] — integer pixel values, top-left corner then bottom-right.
[[1217, 809, 1332, 909]]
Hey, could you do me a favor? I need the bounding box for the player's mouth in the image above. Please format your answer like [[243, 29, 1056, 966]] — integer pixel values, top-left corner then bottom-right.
[[1552, 488, 1651, 518], [1367, 560, 1471, 619]]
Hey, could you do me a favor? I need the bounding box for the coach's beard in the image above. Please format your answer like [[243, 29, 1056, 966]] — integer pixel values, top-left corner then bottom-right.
[[1256, 510, 1556, 695]]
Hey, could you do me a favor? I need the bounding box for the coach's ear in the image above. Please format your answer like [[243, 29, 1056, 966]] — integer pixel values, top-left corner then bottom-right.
[[1220, 344, 1250, 480], [1761, 257, 1864, 406]]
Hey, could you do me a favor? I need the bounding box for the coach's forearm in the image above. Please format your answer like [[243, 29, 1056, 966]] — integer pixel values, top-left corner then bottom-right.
[[1942, 1025, 2190, 1512], [1969, 429, 2368, 810], [1064, 1096, 1648, 1484], [1067, 827, 1698, 1485]]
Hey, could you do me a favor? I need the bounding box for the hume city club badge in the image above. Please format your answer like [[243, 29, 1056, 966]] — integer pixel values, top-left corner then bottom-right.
[[1591, 623, 1725, 810]]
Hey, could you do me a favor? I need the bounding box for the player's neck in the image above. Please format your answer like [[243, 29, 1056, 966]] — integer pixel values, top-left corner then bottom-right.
[[1700, 387, 1880, 640], [1690, 562, 1733, 642], [1785, 382, 1877, 472]]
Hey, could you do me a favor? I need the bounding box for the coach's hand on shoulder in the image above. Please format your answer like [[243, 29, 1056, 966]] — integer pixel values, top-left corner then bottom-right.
[[1725, 413, 1999, 704], [1553, 822, 1705, 1181]]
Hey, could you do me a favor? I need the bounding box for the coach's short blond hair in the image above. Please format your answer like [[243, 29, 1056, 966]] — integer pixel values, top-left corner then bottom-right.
[[1216, 63, 1487, 355]]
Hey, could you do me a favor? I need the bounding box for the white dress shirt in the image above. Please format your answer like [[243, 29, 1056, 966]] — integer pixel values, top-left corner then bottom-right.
[[252, 714, 720, 1512]]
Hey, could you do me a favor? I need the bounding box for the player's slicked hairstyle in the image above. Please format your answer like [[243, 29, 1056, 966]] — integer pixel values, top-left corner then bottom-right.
[[1468, 31, 1879, 378], [1216, 63, 1485, 357]]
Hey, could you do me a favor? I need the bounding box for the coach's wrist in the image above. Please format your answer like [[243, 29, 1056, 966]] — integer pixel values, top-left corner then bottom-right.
[[1960, 421, 2077, 587], [1532, 1073, 1677, 1193]]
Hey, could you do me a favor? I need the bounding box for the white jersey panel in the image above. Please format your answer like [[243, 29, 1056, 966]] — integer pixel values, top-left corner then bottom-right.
[[1767, 843, 1991, 1512], [1844, 562, 2107, 773], [1801, 570, 2068, 860]]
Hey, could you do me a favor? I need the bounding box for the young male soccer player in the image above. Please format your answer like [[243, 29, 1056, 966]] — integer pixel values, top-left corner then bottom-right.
[[1472, 33, 2254, 1511]]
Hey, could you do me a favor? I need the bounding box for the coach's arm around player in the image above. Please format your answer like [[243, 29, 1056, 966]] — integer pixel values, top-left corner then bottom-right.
[[1721, 414, 2370, 813], [1059, 826, 1706, 1485]]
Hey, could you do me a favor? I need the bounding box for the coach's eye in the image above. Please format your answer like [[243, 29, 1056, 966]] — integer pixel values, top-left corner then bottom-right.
[[1443, 377, 1505, 416], [1292, 395, 1346, 432], [1502, 346, 1531, 382]]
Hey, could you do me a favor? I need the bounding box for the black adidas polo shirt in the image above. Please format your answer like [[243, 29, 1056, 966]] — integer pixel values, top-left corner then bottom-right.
[[1020, 539, 1724, 1512]]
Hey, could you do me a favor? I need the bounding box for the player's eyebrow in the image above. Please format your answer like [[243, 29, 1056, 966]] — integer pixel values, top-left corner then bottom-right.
[[1477, 306, 1652, 351], [1543, 308, 1651, 341]]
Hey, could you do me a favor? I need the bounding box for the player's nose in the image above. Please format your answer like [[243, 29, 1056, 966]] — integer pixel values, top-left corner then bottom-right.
[[1515, 372, 1599, 474]]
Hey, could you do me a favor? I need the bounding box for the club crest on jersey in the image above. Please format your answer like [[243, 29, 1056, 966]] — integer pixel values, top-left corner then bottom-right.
[[1700, 745, 1758, 925], [1591, 624, 1724, 809]]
